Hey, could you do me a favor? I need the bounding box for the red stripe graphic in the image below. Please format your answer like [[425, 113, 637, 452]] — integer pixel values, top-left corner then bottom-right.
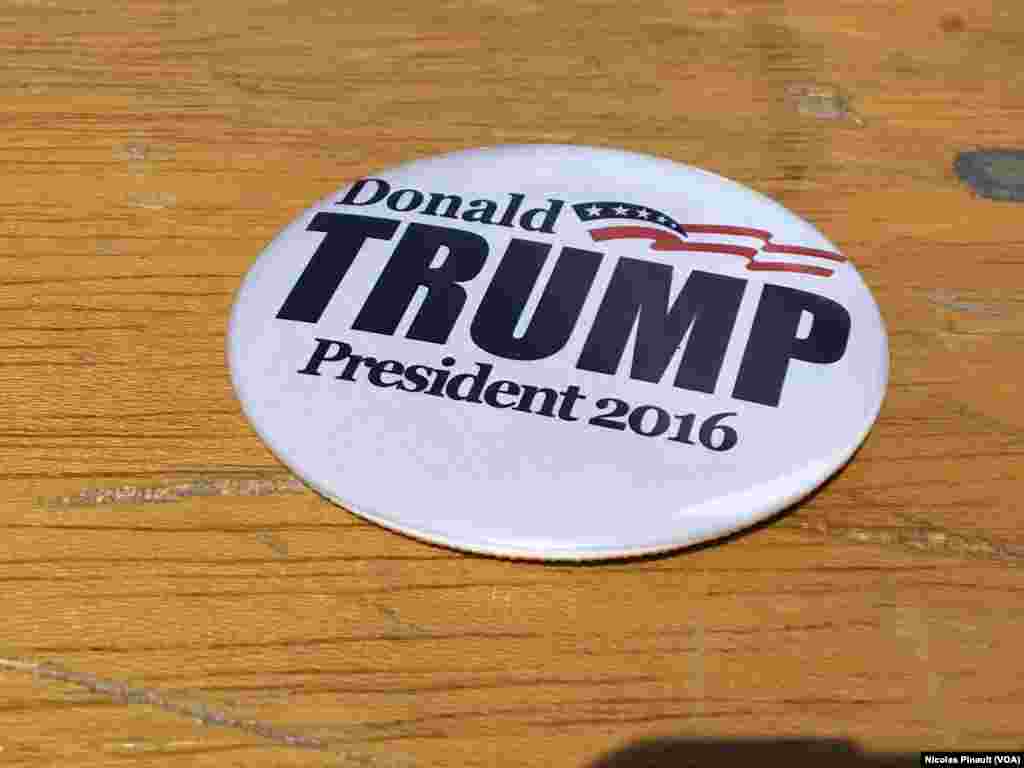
[[683, 224, 773, 240], [589, 226, 756, 257], [589, 225, 845, 277], [761, 242, 846, 262], [746, 261, 834, 277]]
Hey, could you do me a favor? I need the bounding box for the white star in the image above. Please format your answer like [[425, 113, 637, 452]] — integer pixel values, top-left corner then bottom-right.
[[635, 208, 651, 219], [657, 215, 668, 223], [584, 205, 602, 217], [613, 205, 630, 215]]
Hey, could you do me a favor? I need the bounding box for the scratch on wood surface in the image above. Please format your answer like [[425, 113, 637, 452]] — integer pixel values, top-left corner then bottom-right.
[[253, 530, 290, 557], [792, 516, 1022, 564], [0, 658, 414, 766], [113, 142, 176, 163], [687, 621, 706, 717], [375, 605, 430, 638], [126, 191, 177, 209], [924, 288, 1013, 316], [0, 657, 323, 747], [106, 739, 202, 755], [785, 82, 864, 124], [946, 400, 1021, 435], [43, 476, 308, 509], [881, 602, 947, 729]]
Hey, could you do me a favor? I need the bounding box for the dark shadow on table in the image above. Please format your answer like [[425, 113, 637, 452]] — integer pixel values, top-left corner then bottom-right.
[[586, 737, 915, 767]]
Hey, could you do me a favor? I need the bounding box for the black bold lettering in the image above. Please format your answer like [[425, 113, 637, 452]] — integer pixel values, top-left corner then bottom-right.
[[514, 385, 559, 417], [425, 356, 457, 396], [276, 213, 399, 324], [423, 193, 463, 218], [338, 178, 390, 206], [462, 199, 498, 224], [732, 284, 851, 407], [352, 223, 488, 344], [483, 380, 520, 408], [497, 193, 524, 227], [398, 365, 432, 393], [519, 199, 564, 233], [297, 338, 351, 376], [445, 363, 494, 403], [556, 385, 587, 422], [366, 359, 405, 388], [387, 188, 424, 212], [576, 261, 747, 393], [471, 240, 602, 361], [336, 353, 374, 382]]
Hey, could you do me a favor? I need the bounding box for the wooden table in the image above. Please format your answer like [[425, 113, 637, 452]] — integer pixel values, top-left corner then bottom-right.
[[3, 1, 1021, 765]]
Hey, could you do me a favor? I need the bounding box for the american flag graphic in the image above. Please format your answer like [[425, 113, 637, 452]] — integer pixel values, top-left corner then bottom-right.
[[571, 201, 846, 278]]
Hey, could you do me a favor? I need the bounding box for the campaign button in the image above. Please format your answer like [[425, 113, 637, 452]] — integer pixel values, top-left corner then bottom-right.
[[227, 145, 888, 560]]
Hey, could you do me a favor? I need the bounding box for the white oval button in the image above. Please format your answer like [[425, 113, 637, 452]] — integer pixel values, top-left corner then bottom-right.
[[228, 145, 888, 560]]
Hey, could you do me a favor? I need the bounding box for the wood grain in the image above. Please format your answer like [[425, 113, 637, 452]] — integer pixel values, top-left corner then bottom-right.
[[2, 0, 1022, 765]]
